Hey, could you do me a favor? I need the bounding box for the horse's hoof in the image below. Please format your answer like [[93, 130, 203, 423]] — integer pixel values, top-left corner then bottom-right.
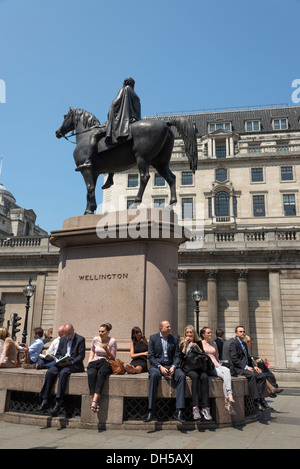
[[101, 181, 114, 190], [169, 199, 177, 206]]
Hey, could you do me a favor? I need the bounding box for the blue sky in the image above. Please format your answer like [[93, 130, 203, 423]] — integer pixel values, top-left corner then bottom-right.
[[0, 0, 299, 233]]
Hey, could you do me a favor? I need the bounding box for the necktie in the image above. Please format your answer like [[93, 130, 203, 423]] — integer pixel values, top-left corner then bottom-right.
[[241, 341, 247, 356]]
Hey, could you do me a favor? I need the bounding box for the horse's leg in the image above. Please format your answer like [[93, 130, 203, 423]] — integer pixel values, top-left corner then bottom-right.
[[134, 157, 150, 204], [153, 163, 177, 206], [79, 166, 98, 214]]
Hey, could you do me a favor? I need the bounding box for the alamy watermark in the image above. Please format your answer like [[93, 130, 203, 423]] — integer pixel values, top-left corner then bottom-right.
[[0, 79, 6, 103], [291, 79, 300, 104], [95, 198, 204, 249]]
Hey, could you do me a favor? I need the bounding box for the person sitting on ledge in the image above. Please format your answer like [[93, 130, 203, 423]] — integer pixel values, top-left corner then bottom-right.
[[43, 327, 53, 345], [200, 326, 236, 415], [21, 327, 45, 368], [228, 326, 269, 412], [144, 320, 186, 423], [87, 323, 117, 413], [179, 325, 212, 421], [244, 335, 283, 399], [0, 327, 18, 368], [125, 326, 148, 374], [38, 323, 85, 417]]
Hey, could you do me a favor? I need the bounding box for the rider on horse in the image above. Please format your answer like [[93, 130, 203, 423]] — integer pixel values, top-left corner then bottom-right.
[[81, 77, 141, 189]]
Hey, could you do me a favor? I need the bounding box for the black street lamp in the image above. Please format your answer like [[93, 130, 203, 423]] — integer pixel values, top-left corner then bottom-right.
[[192, 283, 203, 336], [22, 278, 35, 344]]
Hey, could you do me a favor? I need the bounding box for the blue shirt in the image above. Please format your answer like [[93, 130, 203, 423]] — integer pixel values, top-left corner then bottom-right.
[[29, 338, 44, 363]]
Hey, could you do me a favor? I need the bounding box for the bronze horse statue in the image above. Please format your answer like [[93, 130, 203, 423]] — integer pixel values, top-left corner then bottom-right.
[[56, 107, 198, 214]]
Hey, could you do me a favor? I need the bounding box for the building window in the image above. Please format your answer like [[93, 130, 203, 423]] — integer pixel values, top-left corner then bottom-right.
[[182, 198, 193, 219], [273, 118, 287, 130], [251, 168, 264, 182], [209, 122, 231, 132], [283, 194, 296, 216], [246, 120, 260, 132], [128, 174, 139, 187], [281, 166, 293, 181], [253, 195, 265, 217], [153, 199, 165, 208], [216, 168, 228, 182], [215, 192, 229, 217], [181, 171, 193, 185], [249, 143, 261, 153], [208, 198, 212, 218], [216, 145, 226, 159], [154, 174, 165, 186]]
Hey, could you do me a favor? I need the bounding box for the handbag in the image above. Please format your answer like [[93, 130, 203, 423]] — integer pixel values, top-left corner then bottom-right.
[[181, 348, 215, 373], [108, 358, 126, 375]]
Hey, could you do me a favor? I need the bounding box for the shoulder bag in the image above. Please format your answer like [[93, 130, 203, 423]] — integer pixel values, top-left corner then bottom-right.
[[181, 348, 215, 373]]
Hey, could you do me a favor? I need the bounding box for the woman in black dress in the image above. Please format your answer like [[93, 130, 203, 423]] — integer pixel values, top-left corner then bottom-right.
[[125, 326, 148, 374]]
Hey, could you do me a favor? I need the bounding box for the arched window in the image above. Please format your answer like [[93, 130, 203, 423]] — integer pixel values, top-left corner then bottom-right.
[[215, 192, 229, 217]]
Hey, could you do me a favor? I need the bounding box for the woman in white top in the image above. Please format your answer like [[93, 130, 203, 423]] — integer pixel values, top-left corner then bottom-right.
[[87, 323, 117, 413], [200, 327, 236, 415]]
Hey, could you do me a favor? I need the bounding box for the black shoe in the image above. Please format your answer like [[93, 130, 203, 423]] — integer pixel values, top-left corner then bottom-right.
[[254, 400, 264, 411], [144, 411, 155, 422], [175, 409, 185, 423], [50, 403, 61, 417], [38, 401, 49, 412], [261, 399, 273, 409]]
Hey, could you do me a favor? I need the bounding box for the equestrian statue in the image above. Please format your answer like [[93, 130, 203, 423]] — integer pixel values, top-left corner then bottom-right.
[[56, 78, 198, 215]]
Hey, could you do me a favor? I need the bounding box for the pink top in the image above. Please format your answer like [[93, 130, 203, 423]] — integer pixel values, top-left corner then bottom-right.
[[90, 337, 117, 362], [202, 340, 220, 368]]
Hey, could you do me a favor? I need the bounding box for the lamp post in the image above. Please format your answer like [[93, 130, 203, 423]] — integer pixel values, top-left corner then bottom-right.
[[192, 283, 203, 336], [22, 278, 35, 344]]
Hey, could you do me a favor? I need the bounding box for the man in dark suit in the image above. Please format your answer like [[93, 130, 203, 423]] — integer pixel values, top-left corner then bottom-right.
[[229, 326, 268, 411], [38, 323, 86, 416], [144, 320, 186, 423]]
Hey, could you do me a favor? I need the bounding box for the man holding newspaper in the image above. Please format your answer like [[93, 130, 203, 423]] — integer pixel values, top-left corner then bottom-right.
[[38, 323, 86, 416]]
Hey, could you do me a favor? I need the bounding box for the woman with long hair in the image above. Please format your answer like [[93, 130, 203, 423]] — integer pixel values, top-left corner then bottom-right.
[[0, 327, 18, 368], [179, 325, 212, 421], [125, 326, 148, 374], [200, 327, 236, 415], [87, 323, 117, 413]]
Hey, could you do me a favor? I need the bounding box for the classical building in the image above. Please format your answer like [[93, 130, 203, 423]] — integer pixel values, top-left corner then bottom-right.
[[0, 182, 59, 340], [102, 104, 300, 377]]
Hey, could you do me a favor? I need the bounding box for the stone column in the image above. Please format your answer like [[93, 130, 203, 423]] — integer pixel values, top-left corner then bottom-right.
[[236, 269, 250, 334], [178, 270, 188, 337], [205, 269, 218, 334], [269, 268, 287, 369]]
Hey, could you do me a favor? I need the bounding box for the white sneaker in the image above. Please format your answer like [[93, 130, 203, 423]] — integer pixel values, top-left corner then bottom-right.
[[200, 407, 212, 421], [192, 406, 201, 420]]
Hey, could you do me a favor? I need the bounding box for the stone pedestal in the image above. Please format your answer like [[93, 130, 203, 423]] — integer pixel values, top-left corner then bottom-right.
[[49, 209, 187, 356]]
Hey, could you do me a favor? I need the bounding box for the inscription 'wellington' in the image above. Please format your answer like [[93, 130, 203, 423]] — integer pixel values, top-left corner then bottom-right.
[[79, 273, 129, 281]]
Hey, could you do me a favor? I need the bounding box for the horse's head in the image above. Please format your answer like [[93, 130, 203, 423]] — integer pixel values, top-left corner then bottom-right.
[[55, 107, 75, 139]]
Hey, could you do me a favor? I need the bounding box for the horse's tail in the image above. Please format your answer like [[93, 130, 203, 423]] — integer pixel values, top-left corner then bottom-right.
[[166, 118, 198, 172]]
